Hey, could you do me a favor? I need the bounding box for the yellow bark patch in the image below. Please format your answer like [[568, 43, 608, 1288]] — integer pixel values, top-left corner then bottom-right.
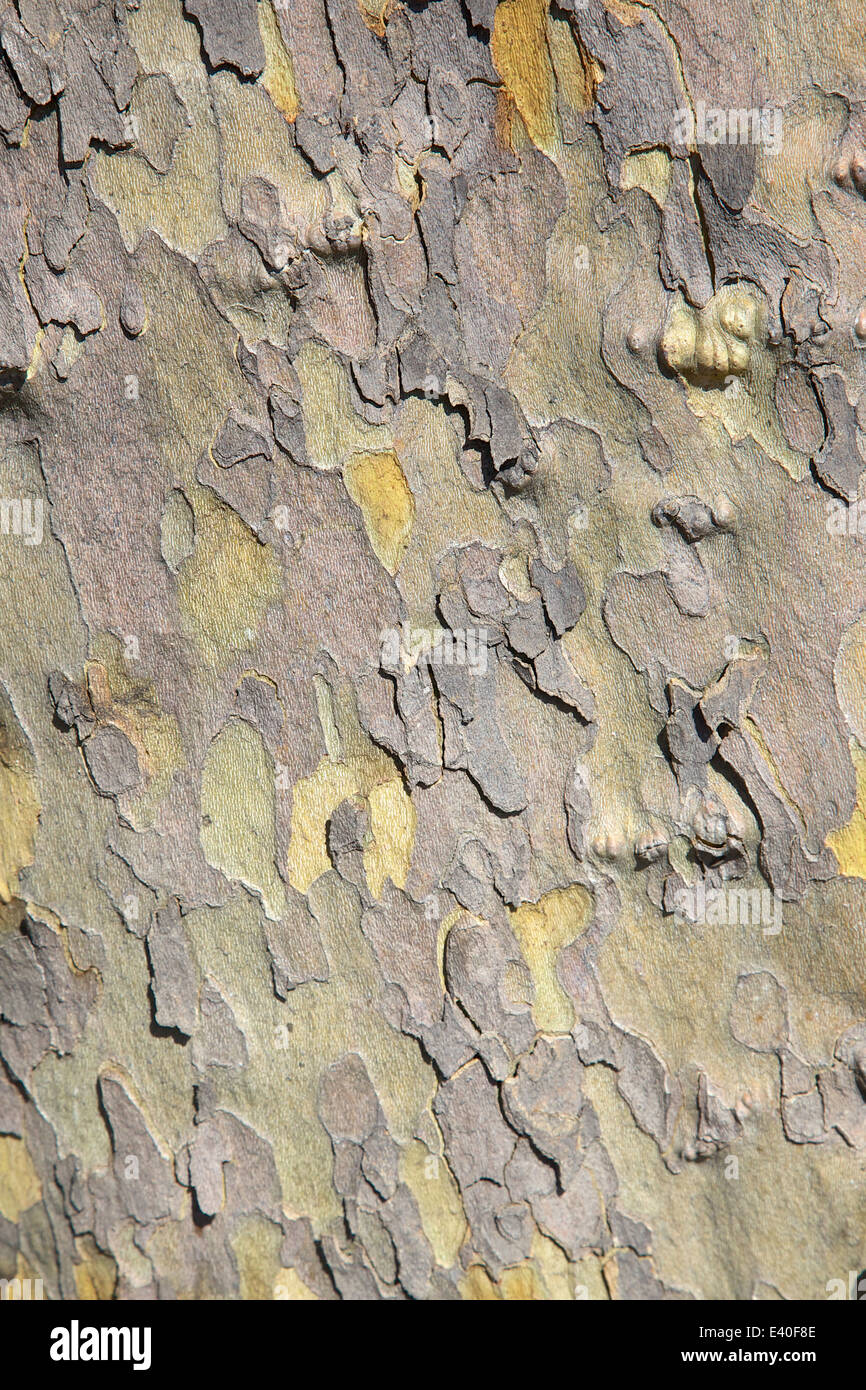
[[0, 1137, 41, 1222], [258, 0, 298, 121], [621, 149, 672, 207], [230, 1215, 283, 1301], [492, 0, 558, 154], [605, 0, 643, 25], [460, 1260, 547, 1300], [500, 1263, 548, 1299], [73, 1236, 118, 1300], [510, 884, 591, 1033], [401, 1141, 466, 1268], [834, 613, 866, 748], [274, 1267, 319, 1299], [395, 155, 422, 211], [0, 690, 39, 905], [547, 8, 601, 112], [201, 718, 286, 920], [827, 745, 866, 878], [366, 780, 417, 898], [343, 450, 415, 575], [93, 0, 229, 258], [460, 1264, 501, 1299], [356, 0, 393, 37], [295, 342, 392, 470], [289, 671, 415, 895], [86, 638, 185, 830], [287, 756, 415, 896], [176, 491, 282, 668]]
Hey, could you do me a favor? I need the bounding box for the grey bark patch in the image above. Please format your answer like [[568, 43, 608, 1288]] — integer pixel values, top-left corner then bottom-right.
[[530, 557, 586, 636], [361, 882, 442, 1030], [183, 0, 265, 78], [186, 1119, 229, 1216], [264, 889, 329, 998], [379, 1183, 434, 1298], [0, 14, 59, 106], [433, 652, 528, 815], [433, 1060, 516, 1188], [812, 369, 863, 500], [530, 643, 597, 720], [729, 971, 789, 1053], [128, 73, 188, 176], [463, 1181, 533, 1276], [615, 1031, 682, 1151], [98, 1073, 179, 1225], [659, 159, 714, 306], [82, 725, 141, 797], [501, 1037, 587, 1186], [444, 916, 535, 1061], [191, 978, 248, 1072], [775, 365, 825, 456], [23, 255, 103, 335], [146, 901, 198, 1038], [212, 409, 272, 470], [318, 1053, 383, 1145], [119, 280, 146, 337]]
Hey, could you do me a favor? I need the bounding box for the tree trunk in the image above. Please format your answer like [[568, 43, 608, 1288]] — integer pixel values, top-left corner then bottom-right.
[[0, 0, 864, 1302]]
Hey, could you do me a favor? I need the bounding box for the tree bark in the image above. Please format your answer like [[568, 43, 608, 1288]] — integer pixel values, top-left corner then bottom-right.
[[0, 0, 864, 1302]]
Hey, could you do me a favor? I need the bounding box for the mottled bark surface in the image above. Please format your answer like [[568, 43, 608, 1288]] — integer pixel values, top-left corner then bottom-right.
[[0, 0, 864, 1302]]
